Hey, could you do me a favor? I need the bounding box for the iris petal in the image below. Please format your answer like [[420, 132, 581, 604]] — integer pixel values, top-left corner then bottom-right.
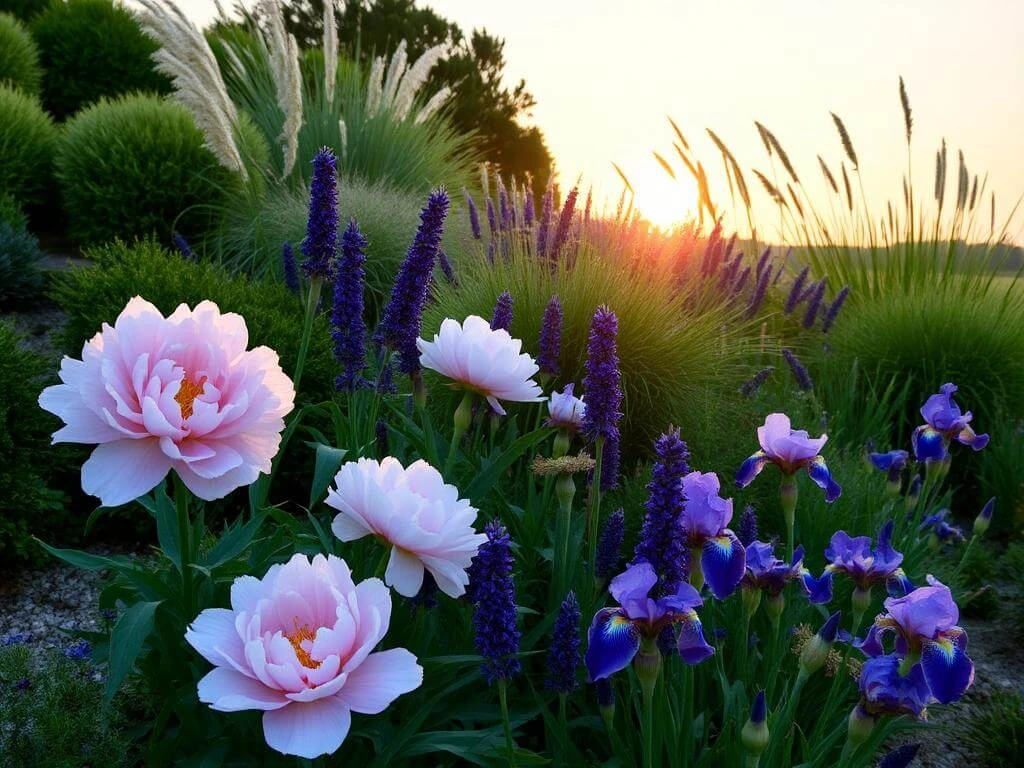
[[801, 570, 833, 604], [736, 451, 769, 488], [806, 455, 842, 502], [911, 425, 947, 462], [584, 608, 640, 681], [676, 609, 715, 665], [955, 425, 989, 452], [886, 569, 914, 598], [921, 628, 974, 704], [701, 531, 746, 600]]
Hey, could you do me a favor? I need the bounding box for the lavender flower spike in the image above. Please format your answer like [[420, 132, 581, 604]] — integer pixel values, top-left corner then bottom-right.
[[822, 285, 851, 333], [595, 508, 625, 580], [801, 279, 826, 329], [300, 147, 339, 279], [741, 366, 775, 397], [467, 520, 522, 684], [545, 591, 581, 693], [463, 189, 482, 239], [784, 265, 810, 314], [491, 291, 513, 332], [281, 242, 299, 294], [600, 434, 621, 492], [173, 232, 195, 260], [332, 219, 369, 391], [737, 505, 759, 546], [537, 295, 563, 377], [438, 250, 456, 284], [581, 306, 623, 444], [523, 185, 536, 227], [536, 183, 554, 257], [632, 429, 691, 594], [782, 348, 814, 391], [486, 196, 498, 235], [375, 188, 450, 374], [550, 186, 579, 258]]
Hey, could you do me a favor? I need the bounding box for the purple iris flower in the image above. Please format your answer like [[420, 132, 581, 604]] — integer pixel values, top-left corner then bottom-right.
[[736, 413, 841, 502], [822, 521, 914, 599], [857, 654, 932, 719], [584, 562, 714, 680], [918, 509, 965, 544], [869, 449, 909, 488], [911, 383, 989, 461], [742, 541, 830, 603], [680, 471, 746, 599], [858, 575, 974, 705]]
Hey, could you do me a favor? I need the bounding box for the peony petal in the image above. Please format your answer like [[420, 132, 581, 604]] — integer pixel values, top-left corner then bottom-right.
[[336, 648, 423, 714], [385, 547, 425, 598], [197, 667, 288, 712], [81, 438, 171, 507], [262, 697, 351, 759], [185, 608, 245, 669]]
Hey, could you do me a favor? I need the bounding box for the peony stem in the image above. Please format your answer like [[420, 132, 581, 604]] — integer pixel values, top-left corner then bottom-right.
[[554, 473, 575, 599], [445, 392, 475, 477], [173, 474, 193, 616]]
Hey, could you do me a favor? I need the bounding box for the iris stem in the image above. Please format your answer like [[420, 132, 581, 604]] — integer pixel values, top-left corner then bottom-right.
[[173, 474, 193, 617], [554, 474, 575, 600], [779, 476, 799, 561], [642, 683, 655, 768], [292, 277, 323, 393], [498, 679, 516, 766]]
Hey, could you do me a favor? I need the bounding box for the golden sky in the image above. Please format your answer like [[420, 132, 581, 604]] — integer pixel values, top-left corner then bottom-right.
[[174, 0, 1024, 238]]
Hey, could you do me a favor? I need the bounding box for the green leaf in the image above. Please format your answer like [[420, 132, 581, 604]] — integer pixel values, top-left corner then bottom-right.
[[464, 427, 554, 502], [307, 442, 347, 509], [153, 484, 180, 571], [104, 600, 161, 704], [35, 539, 131, 571], [203, 512, 266, 569]]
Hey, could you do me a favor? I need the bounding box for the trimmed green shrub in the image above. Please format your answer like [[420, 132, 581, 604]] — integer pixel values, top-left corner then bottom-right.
[[0, 0, 49, 22], [0, 191, 27, 230], [0, 12, 41, 95], [30, 0, 168, 119], [50, 238, 337, 403], [0, 83, 57, 207], [0, 222, 44, 305], [0, 322, 65, 562], [0, 642, 130, 767], [55, 93, 232, 245]]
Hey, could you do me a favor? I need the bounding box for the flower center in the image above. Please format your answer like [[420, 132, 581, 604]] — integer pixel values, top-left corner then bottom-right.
[[174, 375, 207, 420], [286, 620, 321, 669]]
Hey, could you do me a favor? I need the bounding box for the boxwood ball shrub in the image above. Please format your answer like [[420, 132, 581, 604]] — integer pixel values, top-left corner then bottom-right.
[[0, 12, 42, 96], [30, 0, 169, 119], [0, 323, 65, 563], [0, 0, 49, 22], [0, 222, 44, 306], [55, 94, 233, 245], [50, 238, 337, 403], [0, 191, 28, 231], [0, 83, 57, 207]]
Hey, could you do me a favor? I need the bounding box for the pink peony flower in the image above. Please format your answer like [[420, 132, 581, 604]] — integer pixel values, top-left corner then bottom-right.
[[417, 315, 545, 415], [38, 297, 295, 506], [326, 457, 487, 598], [547, 383, 586, 431], [185, 553, 422, 759]]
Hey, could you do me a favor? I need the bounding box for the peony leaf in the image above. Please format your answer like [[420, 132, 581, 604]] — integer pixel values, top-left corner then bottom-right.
[[104, 600, 161, 704]]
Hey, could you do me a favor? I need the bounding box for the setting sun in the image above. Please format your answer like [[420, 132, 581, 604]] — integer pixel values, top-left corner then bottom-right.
[[627, 160, 700, 231]]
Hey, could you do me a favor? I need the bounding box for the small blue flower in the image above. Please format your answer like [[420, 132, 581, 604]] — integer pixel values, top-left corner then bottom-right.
[[64, 640, 92, 661]]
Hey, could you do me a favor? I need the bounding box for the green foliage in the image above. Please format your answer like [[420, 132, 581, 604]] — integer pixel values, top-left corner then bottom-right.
[[0, 643, 130, 767], [0, 221, 44, 305], [959, 689, 1024, 766], [54, 93, 233, 245], [0, 12, 41, 95], [0, 83, 57, 207], [0, 0, 49, 22], [0, 190, 27, 230], [976, 415, 1024, 537], [50, 238, 337, 403], [30, 0, 169, 119], [213, 174, 469, 312], [0, 322, 66, 562], [426, 236, 754, 451]]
